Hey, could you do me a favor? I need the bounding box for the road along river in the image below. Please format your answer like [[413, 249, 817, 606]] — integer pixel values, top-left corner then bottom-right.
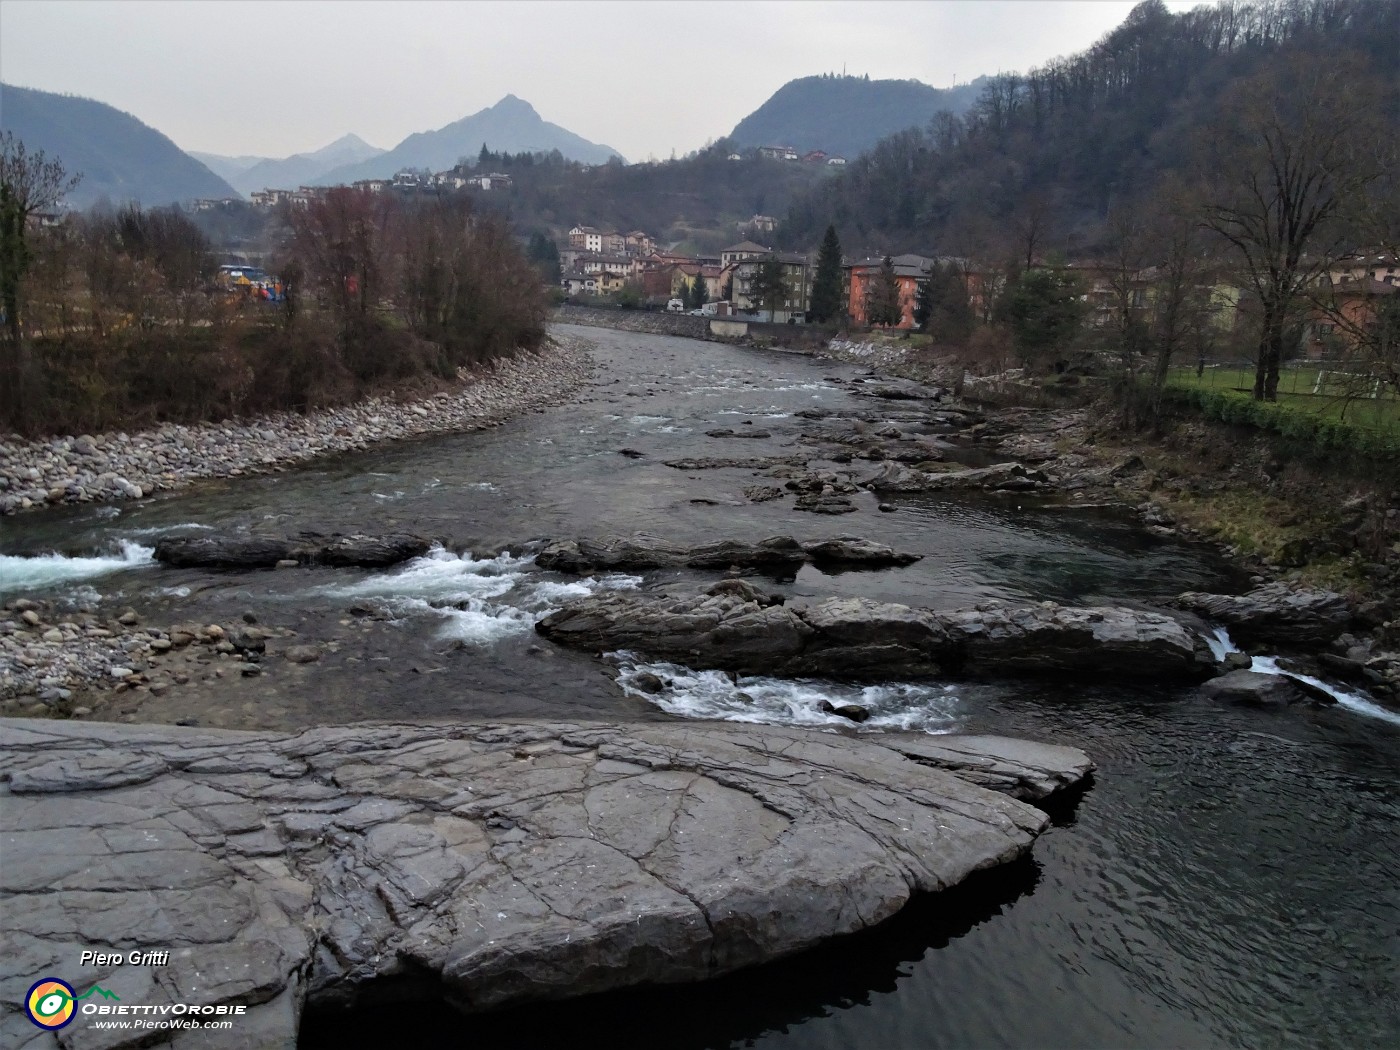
[[3, 324, 1397, 1049]]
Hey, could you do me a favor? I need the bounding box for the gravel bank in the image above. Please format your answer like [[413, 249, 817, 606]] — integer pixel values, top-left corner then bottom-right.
[[0, 334, 596, 516]]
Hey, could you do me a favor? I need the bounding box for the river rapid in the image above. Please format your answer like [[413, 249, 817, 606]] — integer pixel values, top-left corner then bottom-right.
[[3, 324, 1397, 1049]]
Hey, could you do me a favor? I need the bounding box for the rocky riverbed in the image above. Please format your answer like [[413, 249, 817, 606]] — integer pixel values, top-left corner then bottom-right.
[[0, 716, 1092, 1049], [0, 336, 595, 516]]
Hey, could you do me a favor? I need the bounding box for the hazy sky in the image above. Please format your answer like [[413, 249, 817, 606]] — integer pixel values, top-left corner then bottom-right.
[[2, 0, 1207, 162]]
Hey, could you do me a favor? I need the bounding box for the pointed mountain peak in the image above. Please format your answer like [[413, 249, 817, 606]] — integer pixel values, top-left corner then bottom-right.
[[491, 94, 538, 117], [323, 132, 378, 152]]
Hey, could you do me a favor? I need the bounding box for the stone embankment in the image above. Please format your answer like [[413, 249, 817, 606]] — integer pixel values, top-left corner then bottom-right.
[[0, 336, 595, 516], [554, 303, 710, 339], [0, 717, 1092, 1048]]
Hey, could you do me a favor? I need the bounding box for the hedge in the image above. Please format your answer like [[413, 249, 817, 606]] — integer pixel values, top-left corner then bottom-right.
[[1162, 383, 1400, 460]]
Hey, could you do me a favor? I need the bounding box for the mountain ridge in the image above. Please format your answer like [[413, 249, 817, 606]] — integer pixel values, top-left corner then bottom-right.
[[0, 83, 238, 207], [728, 74, 988, 158]]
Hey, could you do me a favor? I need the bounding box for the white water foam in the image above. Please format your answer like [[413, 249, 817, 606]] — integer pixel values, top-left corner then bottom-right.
[[613, 655, 961, 734], [319, 548, 640, 645], [0, 540, 156, 595], [1209, 627, 1400, 726], [115, 522, 214, 537]]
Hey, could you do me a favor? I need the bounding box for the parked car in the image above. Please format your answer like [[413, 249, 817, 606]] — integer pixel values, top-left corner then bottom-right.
[[666, 298, 685, 313]]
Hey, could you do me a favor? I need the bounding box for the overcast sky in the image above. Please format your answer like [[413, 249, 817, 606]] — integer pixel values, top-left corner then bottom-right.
[[2, 0, 1207, 162]]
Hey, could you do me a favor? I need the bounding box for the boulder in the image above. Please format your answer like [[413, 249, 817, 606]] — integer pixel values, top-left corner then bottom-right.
[[861, 461, 1050, 494], [312, 533, 433, 568], [153, 533, 433, 571], [939, 602, 1217, 679], [1202, 669, 1314, 706], [1173, 583, 1352, 647], [154, 535, 298, 569], [802, 537, 921, 568], [538, 592, 1215, 681], [0, 717, 1091, 1040], [535, 536, 807, 576]]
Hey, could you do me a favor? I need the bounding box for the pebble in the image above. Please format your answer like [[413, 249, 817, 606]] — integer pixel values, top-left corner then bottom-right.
[[0, 337, 596, 516]]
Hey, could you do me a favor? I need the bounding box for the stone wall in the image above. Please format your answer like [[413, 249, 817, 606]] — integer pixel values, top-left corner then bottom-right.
[[552, 304, 710, 339]]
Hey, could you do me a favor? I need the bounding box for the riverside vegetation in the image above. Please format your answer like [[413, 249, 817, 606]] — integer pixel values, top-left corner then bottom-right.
[[0, 142, 548, 437]]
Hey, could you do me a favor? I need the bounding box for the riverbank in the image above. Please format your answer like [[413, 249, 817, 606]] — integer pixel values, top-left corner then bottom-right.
[[0, 334, 596, 516]]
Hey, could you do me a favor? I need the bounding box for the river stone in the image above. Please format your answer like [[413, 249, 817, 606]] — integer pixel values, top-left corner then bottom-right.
[[1173, 583, 1352, 647], [0, 717, 1091, 1044], [538, 592, 1216, 681]]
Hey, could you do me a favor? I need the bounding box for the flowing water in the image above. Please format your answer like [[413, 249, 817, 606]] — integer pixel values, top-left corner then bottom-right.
[[3, 324, 1396, 1048]]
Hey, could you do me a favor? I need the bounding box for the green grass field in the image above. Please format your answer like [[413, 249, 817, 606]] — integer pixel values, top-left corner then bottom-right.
[[1166, 366, 1400, 432]]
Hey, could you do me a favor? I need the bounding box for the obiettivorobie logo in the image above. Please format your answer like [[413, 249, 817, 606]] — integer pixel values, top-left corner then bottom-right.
[[25, 978, 120, 1030]]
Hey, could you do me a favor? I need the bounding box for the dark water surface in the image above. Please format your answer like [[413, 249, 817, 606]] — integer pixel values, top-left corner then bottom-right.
[[4, 325, 1397, 1048]]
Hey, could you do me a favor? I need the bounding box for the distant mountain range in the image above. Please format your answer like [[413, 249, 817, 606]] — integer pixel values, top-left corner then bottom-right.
[[309, 95, 624, 186], [728, 74, 988, 158], [0, 83, 236, 208], [194, 134, 385, 195], [1, 76, 1001, 214]]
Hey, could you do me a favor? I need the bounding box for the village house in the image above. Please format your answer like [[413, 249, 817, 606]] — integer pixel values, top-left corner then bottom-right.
[[721, 240, 770, 269], [1303, 253, 1400, 358], [758, 145, 799, 161], [733, 252, 812, 321], [352, 179, 390, 194], [802, 150, 828, 163], [739, 215, 777, 235], [827, 156, 847, 166], [581, 255, 632, 276], [569, 226, 603, 252], [844, 255, 935, 328]]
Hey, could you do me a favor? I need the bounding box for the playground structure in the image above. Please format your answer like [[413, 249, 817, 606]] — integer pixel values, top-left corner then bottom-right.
[[217, 264, 285, 303]]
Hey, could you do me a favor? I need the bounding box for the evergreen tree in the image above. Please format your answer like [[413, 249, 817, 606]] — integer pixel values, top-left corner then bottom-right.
[[525, 232, 561, 284], [809, 225, 844, 323], [917, 261, 974, 343], [1003, 268, 1086, 368], [722, 274, 734, 302], [864, 256, 903, 326], [690, 274, 708, 309], [751, 257, 788, 321]]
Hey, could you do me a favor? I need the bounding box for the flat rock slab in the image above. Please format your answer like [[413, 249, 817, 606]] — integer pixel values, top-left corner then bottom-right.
[[0, 718, 1090, 1048]]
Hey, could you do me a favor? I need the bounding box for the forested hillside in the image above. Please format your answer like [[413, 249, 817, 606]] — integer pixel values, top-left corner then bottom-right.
[[459, 144, 831, 253], [727, 74, 986, 158], [0, 84, 237, 208], [777, 0, 1400, 255]]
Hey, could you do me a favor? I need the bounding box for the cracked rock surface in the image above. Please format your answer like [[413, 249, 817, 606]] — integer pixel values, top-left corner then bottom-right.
[[0, 717, 1090, 1048]]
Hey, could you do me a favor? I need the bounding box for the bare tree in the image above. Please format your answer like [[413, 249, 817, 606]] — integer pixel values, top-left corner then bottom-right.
[[1198, 53, 1385, 401], [0, 132, 80, 422]]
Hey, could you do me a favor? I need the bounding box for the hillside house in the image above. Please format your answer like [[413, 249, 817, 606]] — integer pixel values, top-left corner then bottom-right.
[[569, 226, 603, 252], [758, 145, 799, 161], [827, 156, 847, 166], [352, 179, 390, 194]]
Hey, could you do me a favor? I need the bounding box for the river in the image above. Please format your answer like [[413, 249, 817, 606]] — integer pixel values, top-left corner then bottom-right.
[[3, 324, 1397, 1048]]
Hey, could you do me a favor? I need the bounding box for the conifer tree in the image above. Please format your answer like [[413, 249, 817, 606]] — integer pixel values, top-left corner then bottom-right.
[[809, 225, 844, 323]]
